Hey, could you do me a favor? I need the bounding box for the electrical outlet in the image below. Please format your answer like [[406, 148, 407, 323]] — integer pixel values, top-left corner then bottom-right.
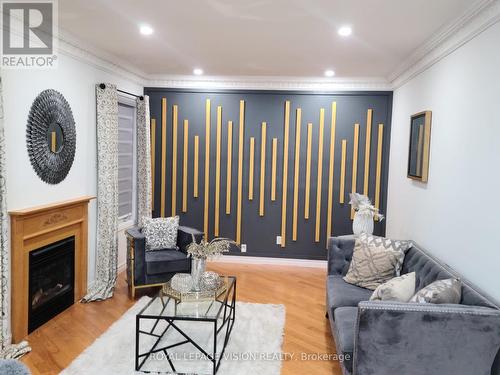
[[241, 244, 247, 253], [276, 236, 282, 245]]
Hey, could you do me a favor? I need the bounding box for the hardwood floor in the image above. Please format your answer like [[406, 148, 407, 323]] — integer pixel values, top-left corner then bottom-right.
[[21, 263, 341, 375]]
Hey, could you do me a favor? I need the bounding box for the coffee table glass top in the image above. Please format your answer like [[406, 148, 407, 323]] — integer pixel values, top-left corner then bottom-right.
[[137, 276, 236, 320]]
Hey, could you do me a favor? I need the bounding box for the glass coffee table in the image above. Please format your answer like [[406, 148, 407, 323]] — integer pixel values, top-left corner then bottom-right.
[[135, 276, 236, 374]]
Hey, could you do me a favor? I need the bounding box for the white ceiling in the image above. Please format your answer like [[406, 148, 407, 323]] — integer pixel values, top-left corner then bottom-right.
[[59, 0, 477, 79]]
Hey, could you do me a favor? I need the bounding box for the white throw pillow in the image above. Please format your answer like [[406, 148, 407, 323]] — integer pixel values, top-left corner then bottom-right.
[[370, 272, 416, 302], [141, 216, 179, 250]]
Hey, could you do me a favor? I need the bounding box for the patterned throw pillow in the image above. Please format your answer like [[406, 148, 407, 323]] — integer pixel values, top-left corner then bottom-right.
[[370, 272, 416, 302], [343, 233, 412, 290], [410, 279, 462, 304], [141, 216, 179, 251]]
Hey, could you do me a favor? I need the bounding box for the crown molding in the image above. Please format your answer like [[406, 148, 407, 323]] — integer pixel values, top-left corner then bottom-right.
[[390, 0, 500, 88]]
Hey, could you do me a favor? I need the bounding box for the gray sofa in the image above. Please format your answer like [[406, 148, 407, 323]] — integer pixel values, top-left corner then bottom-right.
[[326, 237, 500, 375]]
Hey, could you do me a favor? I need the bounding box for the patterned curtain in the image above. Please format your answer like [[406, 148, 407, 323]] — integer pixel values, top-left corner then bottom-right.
[[82, 83, 119, 302], [0, 78, 30, 357], [136, 95, 152, 227]]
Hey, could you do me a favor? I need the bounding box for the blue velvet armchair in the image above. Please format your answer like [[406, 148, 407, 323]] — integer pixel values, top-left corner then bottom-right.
[[125, 225, 203, 298]]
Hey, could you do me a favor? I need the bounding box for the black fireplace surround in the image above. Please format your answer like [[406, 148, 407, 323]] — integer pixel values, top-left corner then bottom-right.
[[28, 236, 75, 333]]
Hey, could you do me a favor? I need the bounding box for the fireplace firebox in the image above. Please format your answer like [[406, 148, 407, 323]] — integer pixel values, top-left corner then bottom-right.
[[28, 236, 75, 333]]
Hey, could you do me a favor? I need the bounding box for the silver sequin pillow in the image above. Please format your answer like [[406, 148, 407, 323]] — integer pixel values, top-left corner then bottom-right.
[[410, 278, 462, 304], [141, 216, 179, 251]]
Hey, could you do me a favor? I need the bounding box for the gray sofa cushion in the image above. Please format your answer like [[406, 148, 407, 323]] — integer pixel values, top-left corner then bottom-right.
[[145, 249, 190, 275], [327, 275, 372, 311], [333, 307, 357, 373]]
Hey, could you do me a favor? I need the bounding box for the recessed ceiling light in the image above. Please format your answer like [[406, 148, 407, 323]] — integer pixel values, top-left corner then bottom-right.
[[338, 26, 352, 37], [139, 24, 153, 36], [193, 68, 203, 76], [324, 70, 335, 77]]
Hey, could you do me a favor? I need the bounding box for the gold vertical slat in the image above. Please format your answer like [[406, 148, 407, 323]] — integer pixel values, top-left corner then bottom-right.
[[340, 140, 347, 204], [151, 119, 156, 209], [271, 138, 278, 201], [314, 108, 325, 243], [171, 105, 178, 217], [304, 123, 313, 219], [326, 102, 337, 241], [193, 135, 199, 198], [236, 100, 245, 244], [226, 121, 233, 215], [214, 106, 222, 236], [281, 101, 291, 247], [161, 98, 167, 217], [292, 109, 301, 241], [259, 122, 267, 216], [248, 137, 255, 200], [182, 120, 188, 213], [51, 131, 56, 152], [204, 99, 211, 239], [375, 124, 384, 210], [363, 109, 373, 196], [351, 123, 360, 219]]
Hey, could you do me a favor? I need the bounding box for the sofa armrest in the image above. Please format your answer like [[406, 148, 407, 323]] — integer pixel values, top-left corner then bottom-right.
[[354, 301, 500, 375], [327, 237, 355, 276], [125, 226, 146, 285], [177, 226, 203, 253]]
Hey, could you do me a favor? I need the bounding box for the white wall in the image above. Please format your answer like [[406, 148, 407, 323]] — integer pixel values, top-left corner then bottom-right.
[[2, 53, 143, 284], [387, 21, 500, 302]]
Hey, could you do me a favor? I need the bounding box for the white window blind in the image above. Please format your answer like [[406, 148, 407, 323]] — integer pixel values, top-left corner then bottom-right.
[[117, 101, 136, 221]]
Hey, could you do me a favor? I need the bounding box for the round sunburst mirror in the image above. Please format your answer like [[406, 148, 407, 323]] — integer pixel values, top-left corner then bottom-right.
[[26, 89, 76, 184]]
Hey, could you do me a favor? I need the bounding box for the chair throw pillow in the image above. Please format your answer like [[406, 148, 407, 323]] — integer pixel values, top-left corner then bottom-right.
[[141, 216, 179, 251], [343, 233, 412, 290], [370, 272, 416, 302], [410, 278, 462, 304]]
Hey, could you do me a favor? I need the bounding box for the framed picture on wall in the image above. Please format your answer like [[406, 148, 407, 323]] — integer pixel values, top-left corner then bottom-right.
[[407, 111, 432, 182]]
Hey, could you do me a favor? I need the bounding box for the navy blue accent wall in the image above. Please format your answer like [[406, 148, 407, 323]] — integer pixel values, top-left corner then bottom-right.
[[145, 88, 393, 260]]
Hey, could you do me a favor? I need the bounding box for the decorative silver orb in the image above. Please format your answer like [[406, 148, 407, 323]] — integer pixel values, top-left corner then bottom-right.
[[200, 271, 221, 291], [171, 273, 193, 293]]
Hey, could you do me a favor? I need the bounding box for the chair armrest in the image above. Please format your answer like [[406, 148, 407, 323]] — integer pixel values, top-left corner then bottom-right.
[[354, 301, 500, 375], [125, 226, 146, 285], [327, 237, 355, 276], [177, 226, 203, 253]]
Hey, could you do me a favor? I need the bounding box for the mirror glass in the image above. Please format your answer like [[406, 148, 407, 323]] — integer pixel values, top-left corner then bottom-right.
[[47, 122, 64, 153], [408, 114, 426, 178]]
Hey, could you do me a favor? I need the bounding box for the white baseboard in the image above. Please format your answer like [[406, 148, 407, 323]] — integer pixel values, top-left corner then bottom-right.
[[118, 261, 127, 274], [209, 255, 327, 268]]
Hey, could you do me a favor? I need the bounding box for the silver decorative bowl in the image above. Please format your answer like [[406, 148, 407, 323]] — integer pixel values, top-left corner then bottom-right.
[[200, 271, 222, 291], [170, 273, 193, 293]]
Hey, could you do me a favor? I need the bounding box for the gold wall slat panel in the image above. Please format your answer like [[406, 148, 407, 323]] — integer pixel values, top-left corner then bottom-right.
[[214, 106, 222, 236], [271, 138, 278, 201], [182, 120, 189, 213], [363, 109, 373, 196], [375, 124, 384, 210], [281, 101, 291, 247], [236, 100, 245, 244], [193, 135, 199, 198], [151, 119, 156, 209], [315, 108, 325, 243], [226, 121, 233, 215], [340, 140, 347, 204], [292, 109, 302, 241], [259, 122, 267, 216], [326, 102, 337, 242], [248, 137, 255, 200], [161, 98, 167, 217], [171, 105, 178, 217], [304, 123, 312, 219], [351, 123, 360, 219], [204, 99, 211, 239]]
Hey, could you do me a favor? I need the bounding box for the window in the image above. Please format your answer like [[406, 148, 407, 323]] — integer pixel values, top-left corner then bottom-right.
[[117, 99, 136, 223]]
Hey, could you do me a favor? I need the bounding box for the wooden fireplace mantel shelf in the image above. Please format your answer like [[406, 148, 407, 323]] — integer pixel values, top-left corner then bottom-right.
[[10, 196, 95, 343]]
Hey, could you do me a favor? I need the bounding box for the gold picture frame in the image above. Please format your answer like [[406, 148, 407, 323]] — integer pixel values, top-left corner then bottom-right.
[[408, 111, 432, 182]]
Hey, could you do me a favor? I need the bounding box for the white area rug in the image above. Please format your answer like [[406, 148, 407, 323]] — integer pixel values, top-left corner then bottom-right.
[[61, 297, 285, 374]]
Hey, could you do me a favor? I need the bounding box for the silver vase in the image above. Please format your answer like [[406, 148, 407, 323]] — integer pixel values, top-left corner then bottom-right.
[[352, 211, 374, 235], [191, 257, 206, 291]]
